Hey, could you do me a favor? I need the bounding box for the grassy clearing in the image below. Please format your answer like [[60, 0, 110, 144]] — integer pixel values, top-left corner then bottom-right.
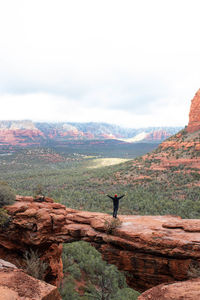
[[88, 158, 131, 169]]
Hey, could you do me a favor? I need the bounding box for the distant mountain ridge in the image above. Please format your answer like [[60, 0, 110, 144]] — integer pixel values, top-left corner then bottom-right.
[[0, 120, 181, 146]]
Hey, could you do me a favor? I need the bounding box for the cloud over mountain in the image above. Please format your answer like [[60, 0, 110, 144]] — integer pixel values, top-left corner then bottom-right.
[[0, 0, 200, 127]]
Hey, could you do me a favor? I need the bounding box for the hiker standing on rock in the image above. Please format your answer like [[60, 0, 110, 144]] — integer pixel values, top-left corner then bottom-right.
[[106, 194, 125, 218]]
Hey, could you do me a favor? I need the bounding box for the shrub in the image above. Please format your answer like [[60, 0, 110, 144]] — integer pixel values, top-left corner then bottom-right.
[[59, 276, 80, 300], [0, 208, 11, 228], [191, 172, 200, 180], [33, 184, 45, 197], [188, 260, 200, 278], [61, 241, 141, 299], [113, 287, 140, 300], [23, 249, 48, 280], [0, 183, 15, 208], [84, 264, 127, 300], [104, 218, 122, 234], [67, 264, 81, 280]]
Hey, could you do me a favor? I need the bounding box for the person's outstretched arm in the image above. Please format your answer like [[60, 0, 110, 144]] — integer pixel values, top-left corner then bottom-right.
[[106, 194, 115, 200], [118, 194, 125, 200]]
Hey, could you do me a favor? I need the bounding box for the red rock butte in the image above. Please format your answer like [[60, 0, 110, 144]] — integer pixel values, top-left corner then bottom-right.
[[187, 88, 200, 133], [1, 196, 200, 299]]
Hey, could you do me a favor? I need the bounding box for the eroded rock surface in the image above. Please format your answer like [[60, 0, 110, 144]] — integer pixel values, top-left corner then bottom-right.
[[1, 196, 200, 294], [138, 278, 200, 300], [0, 259, 60, 300]]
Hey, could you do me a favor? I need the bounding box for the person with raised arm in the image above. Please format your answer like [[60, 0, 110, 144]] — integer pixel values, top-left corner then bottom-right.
[[106, 193, 125, 218]]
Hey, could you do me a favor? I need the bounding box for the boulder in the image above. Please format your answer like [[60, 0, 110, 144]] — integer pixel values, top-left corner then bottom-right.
[[0, 259, 61, 300], [138, 278, 200, 300]]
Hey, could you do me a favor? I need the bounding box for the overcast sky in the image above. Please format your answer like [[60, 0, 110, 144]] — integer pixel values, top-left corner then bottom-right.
[[0, 0, 200, 128]]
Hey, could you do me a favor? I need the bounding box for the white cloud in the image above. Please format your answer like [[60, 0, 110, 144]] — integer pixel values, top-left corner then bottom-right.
[[0, 92, 189, 128], [0, 0, 200, 126]]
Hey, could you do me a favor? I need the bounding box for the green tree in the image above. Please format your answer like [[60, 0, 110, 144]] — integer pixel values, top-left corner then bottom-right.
[[0, 182, 15, 207], [61, 242, 140, 300], [0, 182, 15, 228], [113, 288, 140, 300], [60, 276, 81, 300]]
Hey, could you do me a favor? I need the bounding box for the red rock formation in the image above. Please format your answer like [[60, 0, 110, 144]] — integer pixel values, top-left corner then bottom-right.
[[1, 196, 200, 293], [0, 129, 45, 146], [0, 196, 65, 286], [47, 128, 85, 139], [0, 259, 61, 299], [146, 130, 171, 141], [143, 93, 200, 168], [138, 278, 200, 300], [187, 88, 200, 133], [0, 120, 46, 146], [139, 89, 200, 171], [0, 120, 180, 147]]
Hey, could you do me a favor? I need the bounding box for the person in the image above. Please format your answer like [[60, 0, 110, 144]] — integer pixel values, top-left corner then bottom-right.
[[106, 193, 125, 218]]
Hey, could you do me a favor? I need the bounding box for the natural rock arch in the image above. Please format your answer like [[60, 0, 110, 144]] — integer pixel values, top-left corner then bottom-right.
[[1, 196, 200, 293]]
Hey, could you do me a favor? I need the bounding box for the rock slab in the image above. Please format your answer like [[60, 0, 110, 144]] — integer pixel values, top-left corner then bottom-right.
[[0, 259, 61, 300]]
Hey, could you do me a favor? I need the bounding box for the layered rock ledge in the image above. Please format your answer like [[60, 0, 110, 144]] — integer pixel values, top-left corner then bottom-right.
[[0, 196, 200, 295]]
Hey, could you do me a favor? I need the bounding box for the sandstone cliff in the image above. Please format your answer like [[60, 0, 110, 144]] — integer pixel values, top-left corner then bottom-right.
[[1, 196, 200, 297], [134, 89, 200, 171], [159, 88, 200, 156], [187, 88, 200, 133], [145, 130, 171, 141]]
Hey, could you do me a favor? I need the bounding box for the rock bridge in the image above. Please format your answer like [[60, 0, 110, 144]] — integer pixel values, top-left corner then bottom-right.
[[1, 196, 200, 294]]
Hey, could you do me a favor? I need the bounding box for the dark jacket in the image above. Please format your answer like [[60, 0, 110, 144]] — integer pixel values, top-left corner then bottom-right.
[[107, 194, 125, 218], [107, 195, 125, 201]]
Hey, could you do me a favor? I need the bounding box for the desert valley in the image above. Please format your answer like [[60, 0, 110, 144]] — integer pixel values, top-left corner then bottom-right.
[[0, 90, 200, 299]]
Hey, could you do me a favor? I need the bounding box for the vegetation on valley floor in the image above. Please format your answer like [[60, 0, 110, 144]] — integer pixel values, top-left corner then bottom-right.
[[1, 141, 200, 299], [0, 143, 200, 219], [60, 241, 140, 300]]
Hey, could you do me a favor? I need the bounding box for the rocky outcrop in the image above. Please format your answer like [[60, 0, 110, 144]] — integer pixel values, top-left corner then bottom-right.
[[1, 196, 200, 293], [0, 129, 45, 146], [138, 278, 200, 300], [146, 130, 171, 141], [0, 196, 64, 286], [0, 121, 45, 146], [187, 89, 200, 133], [0, 259, 61, 300], [139, 89, 200, 170]]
